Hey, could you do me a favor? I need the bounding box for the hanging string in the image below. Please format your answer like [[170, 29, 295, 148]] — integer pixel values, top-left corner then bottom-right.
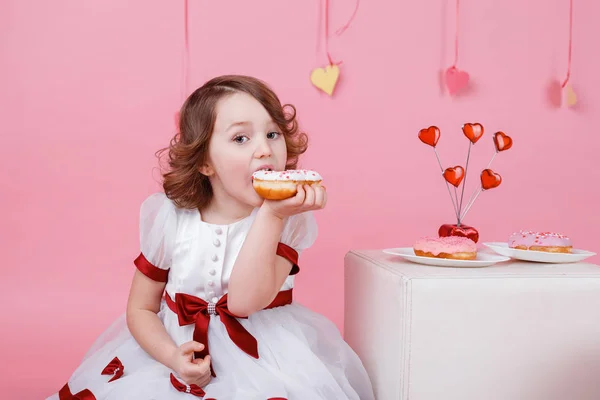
[[561, 0, 573, 88], [323, 0, 335, 66], [333, 0, 360, 36], [320, 0, 360, 66], [180, 0, 190, 101], [452, 0, 460, 67]]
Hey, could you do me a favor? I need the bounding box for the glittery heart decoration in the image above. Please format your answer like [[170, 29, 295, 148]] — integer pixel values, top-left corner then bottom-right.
[[443, 166, 465, 187], [481, 169, 502, 190], [493, 132, 513, 152], [439, 223, 480, 243], [462, 123, 484, 144], [418, 126, 441, 147], [310, 65, 340, 96], [445, 67, 470, 96]]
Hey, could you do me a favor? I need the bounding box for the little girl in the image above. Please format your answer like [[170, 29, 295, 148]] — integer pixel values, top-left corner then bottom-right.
[[47, 75, 375, 400]]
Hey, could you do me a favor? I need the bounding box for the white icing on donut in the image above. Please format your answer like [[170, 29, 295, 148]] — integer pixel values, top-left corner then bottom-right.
[[252, 169, 322, 181]]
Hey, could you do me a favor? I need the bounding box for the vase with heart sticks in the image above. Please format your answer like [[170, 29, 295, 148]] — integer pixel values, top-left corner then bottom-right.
[[418, 123, 513, 243]]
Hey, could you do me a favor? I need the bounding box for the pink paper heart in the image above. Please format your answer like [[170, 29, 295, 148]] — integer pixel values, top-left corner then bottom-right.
[[445, 67, 469, 96]]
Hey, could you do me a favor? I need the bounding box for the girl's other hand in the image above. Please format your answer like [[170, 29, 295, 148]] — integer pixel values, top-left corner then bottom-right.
[[170, 341, 212, 387]]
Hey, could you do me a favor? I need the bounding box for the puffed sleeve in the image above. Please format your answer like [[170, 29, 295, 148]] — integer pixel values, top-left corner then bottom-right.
[[276, 211, 318, 275], [133, 193, 178, 282]]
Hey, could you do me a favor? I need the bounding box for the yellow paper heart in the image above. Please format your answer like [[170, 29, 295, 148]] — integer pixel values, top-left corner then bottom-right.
[[565, 83, 577, 107], [310, 64, 340, 96]]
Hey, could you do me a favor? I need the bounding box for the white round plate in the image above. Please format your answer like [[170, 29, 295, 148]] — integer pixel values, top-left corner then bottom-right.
[[483, 242, 597, 264], [382, 247, 511, 268]]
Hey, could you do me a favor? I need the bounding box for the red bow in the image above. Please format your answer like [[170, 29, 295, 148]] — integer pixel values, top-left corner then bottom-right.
[[169, 373, 206, 397], [165, 289, 293, 378], [58, 383, 96, 400], [168, 293, 259, 362], [101, 357, 124, 382]]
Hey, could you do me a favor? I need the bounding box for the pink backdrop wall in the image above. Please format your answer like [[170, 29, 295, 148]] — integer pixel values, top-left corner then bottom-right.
[[2, 0, 599, 397]]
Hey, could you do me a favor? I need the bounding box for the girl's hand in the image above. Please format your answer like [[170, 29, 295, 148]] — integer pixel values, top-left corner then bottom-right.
[[170, 341, 212, 387], [262, 184, 327, 220]]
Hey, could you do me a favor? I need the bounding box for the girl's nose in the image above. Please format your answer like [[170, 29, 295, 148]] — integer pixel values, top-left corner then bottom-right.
[[254, 137, 272, 158]]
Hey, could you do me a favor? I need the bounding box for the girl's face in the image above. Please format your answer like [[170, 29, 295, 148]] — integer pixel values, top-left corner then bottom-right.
[[203, 92, 288, 208]]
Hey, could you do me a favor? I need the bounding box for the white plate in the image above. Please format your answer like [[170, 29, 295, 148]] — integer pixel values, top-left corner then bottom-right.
[[483, 242, 597, 264], [382, 247, 511, 268]]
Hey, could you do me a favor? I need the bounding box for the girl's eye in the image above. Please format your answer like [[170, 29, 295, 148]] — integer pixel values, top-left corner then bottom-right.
[[233, 135, 249, 144], [267, 131, 281, 139]]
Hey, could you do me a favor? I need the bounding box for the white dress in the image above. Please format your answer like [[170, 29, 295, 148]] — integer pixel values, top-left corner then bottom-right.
[[47, 193, 375, 400]]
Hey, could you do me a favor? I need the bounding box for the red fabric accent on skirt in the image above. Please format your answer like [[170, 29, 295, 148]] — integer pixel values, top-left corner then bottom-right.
[[58, 383, 96, 400]]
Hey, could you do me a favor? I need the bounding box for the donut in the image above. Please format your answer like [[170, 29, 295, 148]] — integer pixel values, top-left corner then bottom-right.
[[252, 169, 323, 200], [508, 230, 572, 253], [413, 236, 477, 260]]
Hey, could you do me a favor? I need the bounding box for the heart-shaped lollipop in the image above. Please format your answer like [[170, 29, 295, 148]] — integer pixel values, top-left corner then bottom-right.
[[462, 123, 484, 144], [418, 126, 440, 147], [443, 166, 465, 187], [481, 169, 502, 190], [493, 132, 512, 152]]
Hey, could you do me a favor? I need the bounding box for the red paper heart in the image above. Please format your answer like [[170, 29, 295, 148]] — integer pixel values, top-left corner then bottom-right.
[[445, 67, 470, 96], [443, 166, 465, 187], [439, 223, 479, 243], [462, 123, 484, 144], [493, 132, 512, 152], [481, 169, 502, 190], [418, 126, 440, 147]]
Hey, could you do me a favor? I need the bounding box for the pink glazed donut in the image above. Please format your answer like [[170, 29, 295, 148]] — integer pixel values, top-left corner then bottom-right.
[[413, 236, 477, 260], [508, 230, 572, 253]]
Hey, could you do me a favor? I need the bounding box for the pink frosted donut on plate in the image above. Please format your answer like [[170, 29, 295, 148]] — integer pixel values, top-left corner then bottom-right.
[[413, 236, 477, 260], [508, 230, 572, 253]]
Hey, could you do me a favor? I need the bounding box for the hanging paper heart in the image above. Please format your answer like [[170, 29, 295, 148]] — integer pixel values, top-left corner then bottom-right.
[[418, 126, 441, 147], [493, 132, 513, 152], [310, 64, 340, 96], [445, 66, 470, 96], [481, 169, 502, 190], [565, 83, 577, 107], [443, 166, 465, 187], [462, 123, 484, 144]]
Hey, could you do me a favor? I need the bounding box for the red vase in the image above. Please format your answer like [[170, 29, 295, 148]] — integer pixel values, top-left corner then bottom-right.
[[438, 224, 479, 243]]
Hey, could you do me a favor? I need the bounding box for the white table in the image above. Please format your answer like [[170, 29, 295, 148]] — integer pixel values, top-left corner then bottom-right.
[[344, 249, 600, 400]]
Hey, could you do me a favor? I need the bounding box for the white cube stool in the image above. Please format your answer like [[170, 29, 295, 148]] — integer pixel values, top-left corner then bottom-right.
[[344, 249, 600, 400]]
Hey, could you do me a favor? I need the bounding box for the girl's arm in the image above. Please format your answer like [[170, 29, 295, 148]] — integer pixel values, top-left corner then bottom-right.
[[128, 193, 211, 385], [228, 184, 326, 316], [126, 270, 179, 369], [126, 270, 212, 386], [227, 207, 287, 316]]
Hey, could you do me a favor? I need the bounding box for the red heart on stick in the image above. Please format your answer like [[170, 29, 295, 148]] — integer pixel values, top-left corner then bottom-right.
[[443, 166, 465, 187], [493, 132, 512, 152], [462, 123, 484, 144], [481, 169, 502, 190], [418, 126, 440, 147]]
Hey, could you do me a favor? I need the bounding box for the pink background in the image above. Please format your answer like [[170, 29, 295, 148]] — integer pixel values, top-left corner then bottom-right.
[[2, 0, 599, 397]]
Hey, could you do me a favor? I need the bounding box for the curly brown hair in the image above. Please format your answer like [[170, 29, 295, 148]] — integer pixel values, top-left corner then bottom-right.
[[156, 75, 309, 210]]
